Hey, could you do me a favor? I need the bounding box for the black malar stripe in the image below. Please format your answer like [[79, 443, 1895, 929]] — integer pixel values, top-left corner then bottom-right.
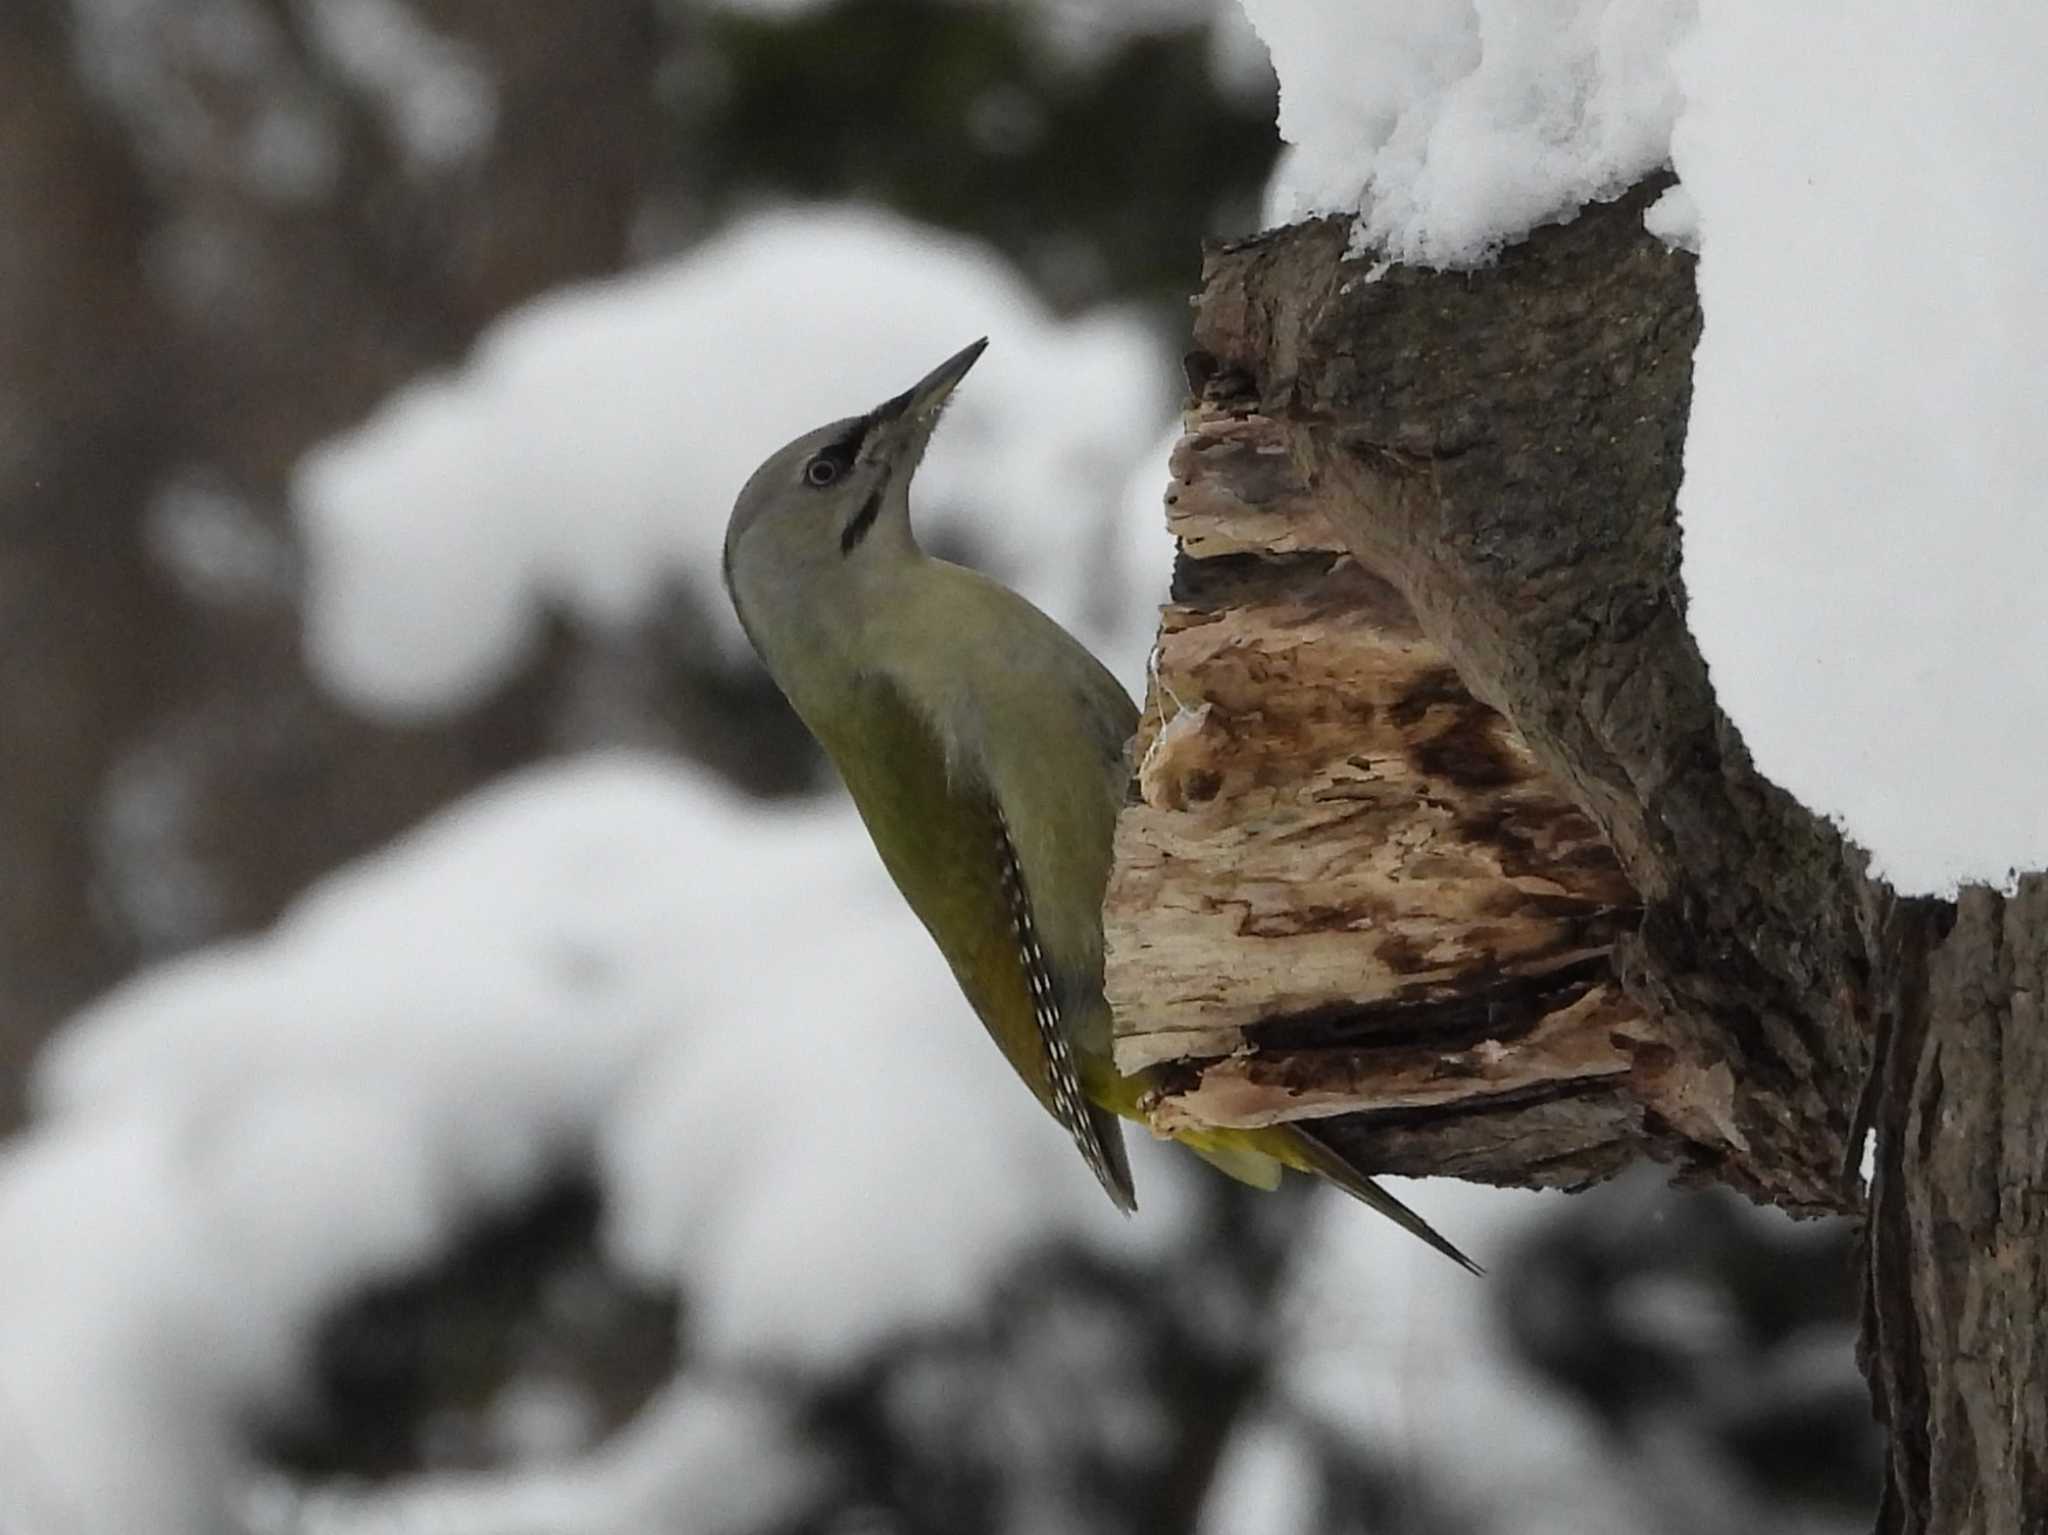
[[840, 487, 884, 553]]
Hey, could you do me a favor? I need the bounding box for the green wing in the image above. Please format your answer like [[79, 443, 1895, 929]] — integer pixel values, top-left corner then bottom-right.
[[815, 669, 1136, 1211]]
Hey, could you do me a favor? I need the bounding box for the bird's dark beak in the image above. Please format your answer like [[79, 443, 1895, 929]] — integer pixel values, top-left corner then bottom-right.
[[864, 338, 988, 450], [904, 336, 987, 416]]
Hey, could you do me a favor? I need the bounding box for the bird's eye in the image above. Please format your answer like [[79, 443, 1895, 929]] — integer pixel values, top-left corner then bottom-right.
[[803, 454, 843, 488]]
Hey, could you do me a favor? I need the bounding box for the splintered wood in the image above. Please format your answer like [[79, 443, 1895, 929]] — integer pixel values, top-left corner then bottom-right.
[[1108, 406, 1656, 1185]]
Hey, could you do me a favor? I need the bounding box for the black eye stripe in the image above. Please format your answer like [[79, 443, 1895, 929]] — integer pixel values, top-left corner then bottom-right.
[[834, 415, 873, 458], [866, 386, 913, 427], [840, 488, 883, 554], [803, 414, 877, 490]]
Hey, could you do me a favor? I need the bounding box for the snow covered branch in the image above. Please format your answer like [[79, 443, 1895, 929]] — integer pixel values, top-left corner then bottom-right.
[[1104, 179, 2046, 1535]]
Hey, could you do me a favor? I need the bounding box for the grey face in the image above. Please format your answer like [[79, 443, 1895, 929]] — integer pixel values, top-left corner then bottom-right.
[[723, 338, 988, 584]]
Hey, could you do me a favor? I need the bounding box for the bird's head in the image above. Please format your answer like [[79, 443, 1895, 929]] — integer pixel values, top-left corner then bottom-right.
[[724, 337, 987, 603]]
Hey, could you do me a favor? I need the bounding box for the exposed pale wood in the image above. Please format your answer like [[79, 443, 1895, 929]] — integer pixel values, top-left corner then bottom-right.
[[1162, 411, 1346, 559], [1109, 404, 1753, 1189], [1113, 534, 1636, 1061]]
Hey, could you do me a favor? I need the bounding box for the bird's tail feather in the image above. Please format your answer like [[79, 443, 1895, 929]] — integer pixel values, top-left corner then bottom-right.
[[1280, 1124, 1483, 1276], [1086, 1100, 1138, 1213]]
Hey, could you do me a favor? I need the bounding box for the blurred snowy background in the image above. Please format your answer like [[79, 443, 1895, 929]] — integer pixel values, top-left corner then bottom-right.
[[0, 1, 1884, 1531]]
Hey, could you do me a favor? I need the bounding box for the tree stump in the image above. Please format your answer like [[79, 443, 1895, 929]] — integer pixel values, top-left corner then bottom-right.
[[1103, 178, 2046, 1535]]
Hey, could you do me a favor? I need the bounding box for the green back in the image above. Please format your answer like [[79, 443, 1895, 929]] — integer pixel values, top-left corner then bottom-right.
[[821, 670, 1059, 1102], [801, 562, 1140, 1204]]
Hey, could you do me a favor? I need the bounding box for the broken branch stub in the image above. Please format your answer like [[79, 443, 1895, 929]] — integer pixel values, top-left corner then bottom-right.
[[1108, 185, 1870, 1207], [1109, 403, 1738, 1190]]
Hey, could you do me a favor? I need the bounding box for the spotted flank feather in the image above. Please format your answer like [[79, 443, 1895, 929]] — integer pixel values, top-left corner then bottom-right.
[[993, 812, 1135, 1213]]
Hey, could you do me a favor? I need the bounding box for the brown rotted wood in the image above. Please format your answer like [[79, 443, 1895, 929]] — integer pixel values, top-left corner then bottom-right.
[[1109, 523, 1727, 1190], [1111, 404, 1752, 1190]]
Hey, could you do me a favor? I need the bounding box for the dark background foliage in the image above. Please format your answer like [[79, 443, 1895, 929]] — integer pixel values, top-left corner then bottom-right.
[[0, 1, 1874, 1528]]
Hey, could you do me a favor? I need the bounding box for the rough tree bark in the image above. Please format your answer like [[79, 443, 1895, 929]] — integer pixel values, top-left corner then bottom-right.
[[1104, 178, 2044, 1535]]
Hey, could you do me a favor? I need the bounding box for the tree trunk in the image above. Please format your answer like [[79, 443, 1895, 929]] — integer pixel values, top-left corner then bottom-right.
[[1104, 177, 2045, 1535]]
